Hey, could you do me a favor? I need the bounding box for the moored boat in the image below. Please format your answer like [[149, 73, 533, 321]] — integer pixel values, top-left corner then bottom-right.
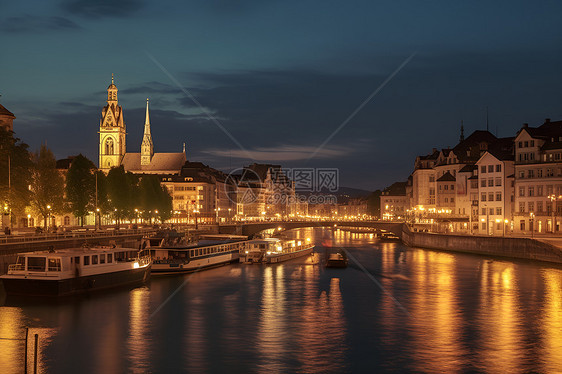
[[326, 251, 348, 268], [240, 238, 314, 264], [146, 234, 248, 274], [379, 232, 401, 242], [0, 246, 151, 297]]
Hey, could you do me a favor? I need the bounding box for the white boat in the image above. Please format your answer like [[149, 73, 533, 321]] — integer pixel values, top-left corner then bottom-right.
[[240, 238, 314, 264], [145, 234, 248, 274], [0, 246, 151, 297]]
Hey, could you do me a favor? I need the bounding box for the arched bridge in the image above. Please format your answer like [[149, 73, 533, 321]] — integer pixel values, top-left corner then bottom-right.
[[218, 221, 404, 238]]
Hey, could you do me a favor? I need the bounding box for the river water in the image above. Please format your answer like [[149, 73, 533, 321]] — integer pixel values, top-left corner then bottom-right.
[[0, 227, 561, 373]]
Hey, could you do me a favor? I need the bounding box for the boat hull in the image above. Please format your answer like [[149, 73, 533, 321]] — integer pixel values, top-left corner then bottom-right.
[[1, 266, 151, 297], [265, 246, 314, 264], [152, 251, 239, 274]]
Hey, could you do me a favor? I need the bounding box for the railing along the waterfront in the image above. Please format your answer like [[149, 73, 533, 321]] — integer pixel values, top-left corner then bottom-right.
[[0, 228, 156, 245]]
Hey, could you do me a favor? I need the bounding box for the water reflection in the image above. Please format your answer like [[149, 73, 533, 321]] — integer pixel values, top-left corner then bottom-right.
[[1, 228, 562, 373], [127, 287, 151, 372], [477, 262, 523, 372], [409, 250, 465, 372], [540, 270, 562, 372]]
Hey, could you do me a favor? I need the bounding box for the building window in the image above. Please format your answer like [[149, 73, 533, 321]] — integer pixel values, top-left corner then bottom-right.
[[496, 193, 502, 201], [530, 140, 534, 147], [445, 198, 449, 203], [524, 141, 529, 147], [450, 197, 455, 203], [489, 208, 494, 215], [488, 179, 494, 187], [429, 176, 435, 182], [547, 185, 554, 195], [451, 184, 455, 190], [520, 220, 525, 231], [488, 165, 494, 172], [495, 178, 501, 186], [519, 171, 525, 179], [496, 207, 502, 215], [481, 166, 486, 173], [528, 202, 534, 213], [482, 222, 487, 230], [496, 165, 501, 172], [518, 141, 523, 148], [105, 137, 114, 155], [481, 179, 486, 187], [519, 187, 525, 197], [538, 169, 543, 177], [519, 202, 525, 213], [481, 193, 487, 201], [488, 192, 493, 201], [537, 201, 543, 212], [530, 153, 534, 160], [482, 208, 486, 215], [528, 170, 534, 178]]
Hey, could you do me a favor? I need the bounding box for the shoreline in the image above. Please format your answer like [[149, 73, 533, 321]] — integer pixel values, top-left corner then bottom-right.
[[401, 224, 562, 265]]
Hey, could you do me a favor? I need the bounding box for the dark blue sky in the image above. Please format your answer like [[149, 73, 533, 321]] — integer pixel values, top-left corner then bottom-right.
[[1, 0, 562, 190]]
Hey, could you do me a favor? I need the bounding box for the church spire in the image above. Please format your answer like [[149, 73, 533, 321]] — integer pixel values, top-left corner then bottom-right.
[[141, 98, 154, 166], [460, 120, 465, 142], [144, 98, 150, 132]]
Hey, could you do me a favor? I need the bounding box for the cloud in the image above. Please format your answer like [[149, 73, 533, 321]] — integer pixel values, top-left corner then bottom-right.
[[203, 144, 355, 162], [0, 15, 81, 33], [60, 0, 144, 19]]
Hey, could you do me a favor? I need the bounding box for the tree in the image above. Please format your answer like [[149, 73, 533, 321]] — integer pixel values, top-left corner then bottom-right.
[[138, 175, 173, 223], [65, 154, 96, 226], [30, 144, 65, 228], [106, 166, 134, 226], [0, 128, 33, 227]]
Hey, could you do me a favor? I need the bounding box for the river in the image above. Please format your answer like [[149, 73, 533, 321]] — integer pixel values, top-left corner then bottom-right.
[[0, 227, 561, 373]]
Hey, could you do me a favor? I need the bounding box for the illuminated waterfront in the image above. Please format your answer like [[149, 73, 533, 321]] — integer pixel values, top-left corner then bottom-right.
[[1, 227, 561, 373]]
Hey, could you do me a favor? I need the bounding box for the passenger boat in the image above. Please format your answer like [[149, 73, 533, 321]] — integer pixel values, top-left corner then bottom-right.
[[326, 251, 348, 268], [379, 232, 401, 242], [0, 246, 151, 297], [240, 238, 314, 264], [145, 234, 248, 274]]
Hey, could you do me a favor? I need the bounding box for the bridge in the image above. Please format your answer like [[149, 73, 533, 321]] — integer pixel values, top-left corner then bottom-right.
[[218, 221, 404, 238]]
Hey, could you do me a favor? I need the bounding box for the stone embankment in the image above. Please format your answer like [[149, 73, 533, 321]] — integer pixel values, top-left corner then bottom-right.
[[402, 225, 562, 264]]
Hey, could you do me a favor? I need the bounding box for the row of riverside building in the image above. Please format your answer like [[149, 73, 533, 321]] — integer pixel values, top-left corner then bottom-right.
[[381, 119, 562, 235], [1, 76, 370, 229]]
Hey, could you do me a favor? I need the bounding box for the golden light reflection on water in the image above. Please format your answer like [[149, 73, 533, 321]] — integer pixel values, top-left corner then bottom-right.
[[409, 250, 464, 373], [127, 287, 151, 373], [0, 307, 25, 373], [477, 262, 523, 372], [540, 270, 562, 372]]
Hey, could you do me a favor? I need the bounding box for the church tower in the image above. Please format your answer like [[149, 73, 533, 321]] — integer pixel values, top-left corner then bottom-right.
[[99, 74, 126, 172], [141, 98, 154, 165]]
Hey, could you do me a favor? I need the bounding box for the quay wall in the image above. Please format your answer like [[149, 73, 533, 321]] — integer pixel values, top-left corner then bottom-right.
[[402, 225, 562, 264]]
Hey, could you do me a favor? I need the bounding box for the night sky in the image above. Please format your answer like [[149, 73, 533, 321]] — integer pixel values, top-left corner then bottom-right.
[[2, 0, 562, 190]]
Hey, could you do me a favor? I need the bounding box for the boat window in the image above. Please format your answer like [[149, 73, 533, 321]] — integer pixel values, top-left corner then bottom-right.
[[198, 249, 202, 256], [259, 244, 266, 249], [190, 250, 194, 257], [100, 254, 106, 264], [16, 256, 25, 269], [27, 257, 46, 271], [107, 254, 112, 263], [92, 255, 98, 265], [84, 256, 90, 266], [47, 258, 61, 272], [74, 256, 80, 265]]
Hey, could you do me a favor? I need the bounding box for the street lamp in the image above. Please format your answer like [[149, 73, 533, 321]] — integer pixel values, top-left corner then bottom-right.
[[530, 212, 535, 239], [46, 204, 52, 231], [547, 194, 562, 233]]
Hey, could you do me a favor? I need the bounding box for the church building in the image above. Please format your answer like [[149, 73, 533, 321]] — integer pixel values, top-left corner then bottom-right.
[[98, 75, 185, 174]]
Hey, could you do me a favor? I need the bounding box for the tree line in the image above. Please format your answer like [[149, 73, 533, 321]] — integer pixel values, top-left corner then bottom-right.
[[0, 128, 172, 228]]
